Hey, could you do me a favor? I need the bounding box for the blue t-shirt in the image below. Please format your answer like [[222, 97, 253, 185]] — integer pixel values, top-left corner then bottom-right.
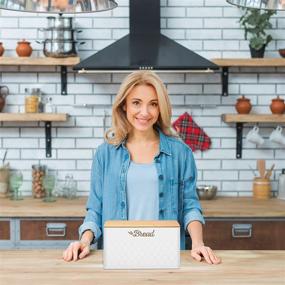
[[126, 161, 159, 220]]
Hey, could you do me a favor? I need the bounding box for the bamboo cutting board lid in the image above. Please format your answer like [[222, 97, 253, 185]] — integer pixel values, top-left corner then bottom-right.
[[104, 220, 180, 228]]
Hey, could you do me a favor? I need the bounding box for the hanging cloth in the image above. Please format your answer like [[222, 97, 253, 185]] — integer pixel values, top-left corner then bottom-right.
[[172, 112, 211, 152]]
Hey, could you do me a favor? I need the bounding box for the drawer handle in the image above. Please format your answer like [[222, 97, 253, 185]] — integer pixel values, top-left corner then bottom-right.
[[46, 223, 66, 237], [232, 224, 252, 238]]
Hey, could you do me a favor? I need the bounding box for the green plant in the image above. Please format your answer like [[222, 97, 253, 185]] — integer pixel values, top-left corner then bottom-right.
[[239, 8, 275, 50]]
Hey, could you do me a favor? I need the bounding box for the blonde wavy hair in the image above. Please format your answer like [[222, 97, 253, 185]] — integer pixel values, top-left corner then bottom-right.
[[105, 70, 174, 145]]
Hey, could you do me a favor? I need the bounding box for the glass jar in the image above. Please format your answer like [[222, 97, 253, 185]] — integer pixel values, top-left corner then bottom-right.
[[62, 174, 76, 199], [32, 164, 46, 198], [25, 88, 42, 113], [25, 95, 39, 113]]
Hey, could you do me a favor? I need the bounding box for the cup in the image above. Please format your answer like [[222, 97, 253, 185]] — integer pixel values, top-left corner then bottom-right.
[[269, 125, 285, 145], [246, 125, 264, 146]]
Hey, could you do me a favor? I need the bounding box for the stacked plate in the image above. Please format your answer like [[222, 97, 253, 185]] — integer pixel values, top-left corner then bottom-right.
[[38, 15, 84, 58]]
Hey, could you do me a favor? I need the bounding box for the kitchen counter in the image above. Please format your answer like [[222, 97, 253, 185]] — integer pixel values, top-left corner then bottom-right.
[[1, 197, 285, 218], [0, 250, 284, 285]]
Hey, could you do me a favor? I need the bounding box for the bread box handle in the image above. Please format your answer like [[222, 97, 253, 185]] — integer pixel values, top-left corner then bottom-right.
[[46, 223, 66, 237], [232, 224, 252, 238]]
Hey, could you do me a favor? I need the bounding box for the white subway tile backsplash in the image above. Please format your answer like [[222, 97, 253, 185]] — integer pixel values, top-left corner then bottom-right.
[[1, 3, 284, 196]]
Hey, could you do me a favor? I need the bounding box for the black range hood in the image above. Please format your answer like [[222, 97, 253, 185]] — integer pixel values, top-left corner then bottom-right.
[[74, 0, 219, 72]]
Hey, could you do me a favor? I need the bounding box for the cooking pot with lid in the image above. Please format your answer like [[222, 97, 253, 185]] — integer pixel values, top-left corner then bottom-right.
[[47, 16, 74, 29], [39, 28, 82, 41], [37, 40, 85, 58]]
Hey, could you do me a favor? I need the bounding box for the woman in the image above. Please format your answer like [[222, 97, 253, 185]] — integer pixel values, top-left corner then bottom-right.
[[63, 71, 221, 265]]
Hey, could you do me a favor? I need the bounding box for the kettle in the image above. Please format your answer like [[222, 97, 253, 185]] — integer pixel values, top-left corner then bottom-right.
[[0, 85, 9, 112]]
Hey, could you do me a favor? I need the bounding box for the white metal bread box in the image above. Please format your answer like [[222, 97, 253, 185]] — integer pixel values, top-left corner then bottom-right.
[[103, 220, 180, 269]]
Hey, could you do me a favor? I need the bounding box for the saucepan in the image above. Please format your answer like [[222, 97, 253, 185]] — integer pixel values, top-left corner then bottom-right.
[[37, 40, 85, 58], [39, 28, 82, 41], [47, 16, 74, 29]]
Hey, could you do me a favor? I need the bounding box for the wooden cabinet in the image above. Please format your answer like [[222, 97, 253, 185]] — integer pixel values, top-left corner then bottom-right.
[[0, 220, 10, 240], [186, 218, 285, 250], [20, 219, 83, 241]]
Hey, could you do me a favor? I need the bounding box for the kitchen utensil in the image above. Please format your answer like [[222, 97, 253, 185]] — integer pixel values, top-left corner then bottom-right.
[[257, 159, 266, 178], [265, 164, 275, 179], [0, 85, 9, 112], [47, 16, 74, 29], [269, 126, 285, 145], [39, 28, 82, 41], [270, 96, 285, 114], [196, 185, 217, 200], [253, 177, 271, 200], [37, 40, 85, 58], [235, 95, 252, 114], [246, 125, 264, 146], [16, 39, 33, 57]]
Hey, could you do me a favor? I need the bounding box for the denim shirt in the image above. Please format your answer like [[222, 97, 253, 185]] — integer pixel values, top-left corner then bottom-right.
[[79, 130, 205, 249]]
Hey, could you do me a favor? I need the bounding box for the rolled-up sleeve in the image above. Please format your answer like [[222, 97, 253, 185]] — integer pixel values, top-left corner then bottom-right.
[[183, 148, 205, 231], [79, 148, 103, 243]]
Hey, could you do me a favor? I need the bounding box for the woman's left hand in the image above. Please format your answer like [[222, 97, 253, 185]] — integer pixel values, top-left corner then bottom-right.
[[191, 244, 221, 265]]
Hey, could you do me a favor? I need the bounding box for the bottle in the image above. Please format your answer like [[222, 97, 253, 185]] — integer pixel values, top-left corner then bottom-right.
[[277, 169, 285, 200]]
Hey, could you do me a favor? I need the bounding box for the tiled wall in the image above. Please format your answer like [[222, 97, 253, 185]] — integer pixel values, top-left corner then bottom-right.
[[0, 0, 285, 197]]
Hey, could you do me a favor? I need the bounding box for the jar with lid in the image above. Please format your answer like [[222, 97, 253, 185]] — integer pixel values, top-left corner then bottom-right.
[[32, 164, 46, 198], [25, 88, 41, 113], [235, 95, 252, 114]]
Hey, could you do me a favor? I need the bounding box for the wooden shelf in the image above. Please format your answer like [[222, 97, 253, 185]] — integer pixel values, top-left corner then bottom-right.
[[211, 58, 285, 96], [0, 57, 80, 95], [0, 113, 68, 157], [212, 58, 285, 67], [0, 57, 80, 66], [222, 113, 285, 159], [0, 113, 68, 122], [222, 114, 285, 123]]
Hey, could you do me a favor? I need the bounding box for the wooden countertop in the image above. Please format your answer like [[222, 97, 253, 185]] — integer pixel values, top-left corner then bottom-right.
[[0, 250, 284, 285], [1, 197, 285, 218]]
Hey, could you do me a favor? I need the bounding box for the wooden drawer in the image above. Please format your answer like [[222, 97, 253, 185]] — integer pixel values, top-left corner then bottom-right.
[[20, 219, 83, 241], [203, 219, 285, 250], [0, 220, 10, 240]]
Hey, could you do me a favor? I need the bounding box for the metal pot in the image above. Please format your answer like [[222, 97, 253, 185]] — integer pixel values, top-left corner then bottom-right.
[[37, 40, 85, 58], [196, 185, 217, 200], [47, 16, 74, 29], [39, 28, 82, 41]]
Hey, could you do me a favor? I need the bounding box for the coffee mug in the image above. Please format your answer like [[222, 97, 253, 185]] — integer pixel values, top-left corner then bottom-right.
[[269, 125, 285, 145], [246, 125, 264, 146]]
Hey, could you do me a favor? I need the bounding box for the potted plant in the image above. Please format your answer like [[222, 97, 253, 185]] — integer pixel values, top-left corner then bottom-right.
[[239, 8, 275, 58]]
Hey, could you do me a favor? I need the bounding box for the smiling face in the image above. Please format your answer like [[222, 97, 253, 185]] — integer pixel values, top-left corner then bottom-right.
[[124, 84, 160, 134]]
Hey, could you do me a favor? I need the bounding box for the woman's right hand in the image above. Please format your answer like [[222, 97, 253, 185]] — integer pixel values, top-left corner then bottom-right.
[[62, 241, 90, 262]]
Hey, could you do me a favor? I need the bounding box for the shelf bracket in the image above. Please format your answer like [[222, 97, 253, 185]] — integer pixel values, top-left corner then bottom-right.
[[45, 121, 52, 158], [236, 122, 243, 159], [222, 67, 229, 96], [60, 66, 67, 95]]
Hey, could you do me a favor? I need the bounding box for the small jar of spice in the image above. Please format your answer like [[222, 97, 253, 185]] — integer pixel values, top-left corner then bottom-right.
[[32, 164, 46, 198]]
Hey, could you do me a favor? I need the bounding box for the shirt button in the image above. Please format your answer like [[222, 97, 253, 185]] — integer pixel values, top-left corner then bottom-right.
[[159, 192, 163, 198], [121, 202, 125, 208], [158, 174, 163, 180], [159, 209, 164, 215], [155, 159, 160, 163]]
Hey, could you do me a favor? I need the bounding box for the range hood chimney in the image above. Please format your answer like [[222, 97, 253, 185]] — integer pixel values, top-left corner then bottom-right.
[[74, 0, 219, 72]]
